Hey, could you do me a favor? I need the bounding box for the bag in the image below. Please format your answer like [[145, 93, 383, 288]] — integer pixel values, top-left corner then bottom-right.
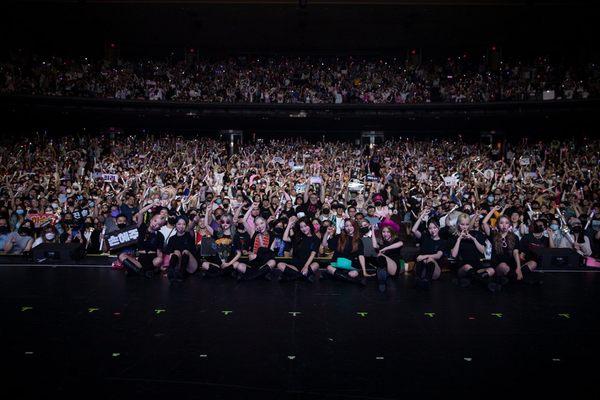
[[330, 257, 354, 270]]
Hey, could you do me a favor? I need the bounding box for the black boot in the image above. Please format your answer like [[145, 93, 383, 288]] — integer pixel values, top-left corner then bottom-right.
[[123, 258, 142, 277], [167, 254, 180, 282], [179, 253, 189, 281]]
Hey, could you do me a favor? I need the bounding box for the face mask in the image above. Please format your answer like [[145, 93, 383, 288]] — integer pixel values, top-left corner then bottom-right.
[[533, 225, 544, 234], [110, 210, 119, 218], [216, 199, 222, 205], [117, 223, 127, 230], [571, 226, 582, 234], [374, 202, 382, 207], [359, 226, 370, 235], [322, 208, 330, 214], [45, 233, 56, 241], [19, 227, 31, 236], [16, 209, 25, 215], [0, 226, 9, 235], [168, 217, 176, 225], [222, 203, 229, 208], [550, 224, 559, 231], [273, 227, 284, 236], [85, 222, 94, 229], [487, 196, 495, 203], [236, 223, 245, 231]]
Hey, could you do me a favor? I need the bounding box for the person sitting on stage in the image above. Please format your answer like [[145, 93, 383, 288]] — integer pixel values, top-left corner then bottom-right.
[[517, 219, 548, 284], [199, 212, 243, 278], [233, 214, 276, 280], [411, 209, 447, 290], [323, 218, 373, 285], [372, 225, 404, 292], [450, 213, 492, 290], [119, 213, 165, 278], [483, 209, 521, 290], [276, 216, 321, 282], [165, 215, 199, 282]]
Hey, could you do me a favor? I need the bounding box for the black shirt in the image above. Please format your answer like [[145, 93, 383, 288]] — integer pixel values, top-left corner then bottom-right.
[[137, 223, 165, 252], [380, 237, 403, 260], [489, 231, 519, 264], [419, 232, 447, 257], [291, 235, 320, 263], [519, 233, 550, 261], [328, 234, 364, 261], [165, 231, 196, 254], [450, 230, 485, 263]]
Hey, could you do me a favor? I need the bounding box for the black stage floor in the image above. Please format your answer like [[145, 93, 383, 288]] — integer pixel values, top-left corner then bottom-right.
[[3, 265, 600, 399]]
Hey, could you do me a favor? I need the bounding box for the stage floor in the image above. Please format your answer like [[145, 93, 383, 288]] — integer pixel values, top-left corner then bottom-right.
[[3, 265, 600, 399]]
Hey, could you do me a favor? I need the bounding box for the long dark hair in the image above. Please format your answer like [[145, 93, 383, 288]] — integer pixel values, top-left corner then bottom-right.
[[338, 218, 361, 253]]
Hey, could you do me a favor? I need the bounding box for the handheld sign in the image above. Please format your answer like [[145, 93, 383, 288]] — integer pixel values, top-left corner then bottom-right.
[[106, 226, 140, 250]]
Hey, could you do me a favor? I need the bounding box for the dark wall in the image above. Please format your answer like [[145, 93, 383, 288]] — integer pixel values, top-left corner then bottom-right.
[[2, 2, 598, 60]]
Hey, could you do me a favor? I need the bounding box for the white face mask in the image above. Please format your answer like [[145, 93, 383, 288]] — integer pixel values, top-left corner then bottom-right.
[[45, 233, 56, 241]]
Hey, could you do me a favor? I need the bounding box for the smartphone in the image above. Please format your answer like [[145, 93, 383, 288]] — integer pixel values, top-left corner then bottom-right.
[[71, 228, 79, 238]]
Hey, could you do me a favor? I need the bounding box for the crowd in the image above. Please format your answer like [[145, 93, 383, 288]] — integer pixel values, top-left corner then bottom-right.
[[1, 54, 598, 104], [1, 133, 598, 292]]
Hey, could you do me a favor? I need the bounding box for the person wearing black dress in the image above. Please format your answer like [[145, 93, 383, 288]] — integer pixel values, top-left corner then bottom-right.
[[233, 216, 276, 280], [450, 213, 493, 290], [372, 226, 404, 292], [323, 218, 373, 285], [411, 212, 447, 290], [483, 209, 522, 288], [276, 216, 321, 282], [165, 215, 199, 282], [119, 213, 165, 278]]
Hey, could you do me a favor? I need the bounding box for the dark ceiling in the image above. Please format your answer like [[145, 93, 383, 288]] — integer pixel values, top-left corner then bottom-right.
[[2, 1, 597, 59]]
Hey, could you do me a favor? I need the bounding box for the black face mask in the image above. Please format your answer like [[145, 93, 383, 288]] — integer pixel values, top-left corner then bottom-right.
[[571, 226, 582, 234], [18, 227, 32, 237], [322, 208, 330, 214], [533, 224, 544, 234], [117, 223, 127, 230], [359, 227, 370, 235], [237, 223, 245, 231], [167, 217, 176, 225], [222, 203, 230, 208], [374, 202, 382, 207], [85, 222, 94, 229]]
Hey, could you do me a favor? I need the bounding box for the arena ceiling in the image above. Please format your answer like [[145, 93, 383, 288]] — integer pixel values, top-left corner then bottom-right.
[[3, 1, 595, 57]]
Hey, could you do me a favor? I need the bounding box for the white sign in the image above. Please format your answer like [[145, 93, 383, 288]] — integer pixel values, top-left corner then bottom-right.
[[348, 179, 365, 192], [106, 226, 140, 250], [444, 176, 458, 187], [272, 157, 285, 164], [292, 165, 305, 171], [309, 176, 323, 184], [519, 157, 530, 166], [483, 169, 495, 180]]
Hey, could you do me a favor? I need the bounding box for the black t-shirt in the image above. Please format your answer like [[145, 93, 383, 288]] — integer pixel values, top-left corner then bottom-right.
[[165, 232, 196, 254], [137, 223, 165, 252], [450, 230, 485, 263], [419, 232, 447, 257], [489, 231, 519, 263], [519, 233, 550, 261], [380, 237, 403, 260], [291, 235, 320, 263], [234, 231, 251, 254], [328, 234, 364, 261]]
